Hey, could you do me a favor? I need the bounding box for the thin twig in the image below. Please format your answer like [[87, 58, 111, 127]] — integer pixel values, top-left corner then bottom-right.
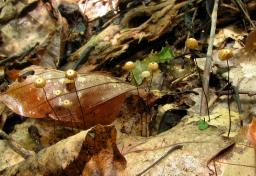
[[216, 90, 256, 96], [200, 0, 219, 115], [136, 144, 183, 176], [194, 58, 210, 121], [170, 71, 197, 86], [0, 129, 34, 159], [215, 161, 256, 168], [235, 0, 256, 28]]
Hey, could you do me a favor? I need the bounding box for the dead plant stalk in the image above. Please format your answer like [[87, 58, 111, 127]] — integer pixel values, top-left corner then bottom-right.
[[200, 0, 219, 116]]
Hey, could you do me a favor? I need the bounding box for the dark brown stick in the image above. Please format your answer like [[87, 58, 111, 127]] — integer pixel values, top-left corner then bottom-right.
[[136, 144, 183, 176]]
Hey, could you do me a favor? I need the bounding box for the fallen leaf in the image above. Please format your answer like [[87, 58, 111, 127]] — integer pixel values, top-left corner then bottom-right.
[[212, 126, 256, 176], [0, 0, 69, 69], [117, 122, 233, 175], [0, 140, 24, 171], [0, 125, 127, 176], [186, 107, 241, 136], [80, 0, 119, 21], [247, 117, 256, 146], [0, 66, 147, 129], [213, 26, 246, 49], [0, 1, 56, 58]]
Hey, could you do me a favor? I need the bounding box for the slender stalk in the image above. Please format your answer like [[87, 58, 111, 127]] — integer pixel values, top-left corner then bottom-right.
[[74, 81, 86, 128], [42, 88, 60, 138], [227, 60, 231, 137], [200, 0, 219, 115], [148, 73, 153, 93], [131, 72, 143, 136]]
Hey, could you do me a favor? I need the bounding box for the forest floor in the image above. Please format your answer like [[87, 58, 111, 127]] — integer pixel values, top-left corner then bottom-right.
[[0, 0, 256, 175]]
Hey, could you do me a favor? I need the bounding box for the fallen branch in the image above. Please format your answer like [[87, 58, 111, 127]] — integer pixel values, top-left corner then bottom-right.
[[68, 0, 197, 69]]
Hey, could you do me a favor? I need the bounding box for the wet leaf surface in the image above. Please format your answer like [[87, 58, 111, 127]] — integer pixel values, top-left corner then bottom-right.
[[0, 66, 144, 129]]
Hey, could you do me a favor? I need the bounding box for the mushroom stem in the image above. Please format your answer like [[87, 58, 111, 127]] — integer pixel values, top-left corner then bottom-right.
[[227, 60, 232, 138]]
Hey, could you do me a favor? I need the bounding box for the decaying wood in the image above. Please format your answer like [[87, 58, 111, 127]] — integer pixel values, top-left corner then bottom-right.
[[68, 0, 191, 68], [0, 125, 126, 176]]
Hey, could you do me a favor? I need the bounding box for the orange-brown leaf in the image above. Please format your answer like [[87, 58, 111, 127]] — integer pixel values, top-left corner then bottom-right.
[[247, 117, 256, 146], [0, 66, 141, 129]]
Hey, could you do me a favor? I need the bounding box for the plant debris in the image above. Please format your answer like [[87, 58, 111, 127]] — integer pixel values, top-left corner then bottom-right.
[[0, 0, 256, 175]]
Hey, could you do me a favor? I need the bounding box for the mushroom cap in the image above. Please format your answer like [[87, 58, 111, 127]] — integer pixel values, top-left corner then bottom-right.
[[34, 77, 46, 88], [123, 61, 135, 71], [185, 38, 199, 50], [148, 62, 159, 72], [65, 69, 77, 80], [218, 49, 233, 61], [141, 70, 151, 79]]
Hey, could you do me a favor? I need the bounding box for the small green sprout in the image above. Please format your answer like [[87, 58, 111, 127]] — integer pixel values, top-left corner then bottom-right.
[[198, 119, 208, 130]]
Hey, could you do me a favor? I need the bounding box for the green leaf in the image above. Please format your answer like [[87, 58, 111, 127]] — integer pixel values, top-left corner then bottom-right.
[[131, 47, 174, 85], [156, 47, 175, 63], [132, 60, 144, 85], [198, 119, 208, 130]]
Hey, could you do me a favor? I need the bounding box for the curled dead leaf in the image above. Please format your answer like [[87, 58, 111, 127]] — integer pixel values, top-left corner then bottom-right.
[[235, 30, 256, 65], [0, 125, 126, 176], [247, 117, 256, 146]]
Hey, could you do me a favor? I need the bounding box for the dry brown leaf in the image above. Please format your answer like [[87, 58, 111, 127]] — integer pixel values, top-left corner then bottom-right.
[[212, 126, 256, 176], [0, 1, 56, 57], [117, 122, 234, 175], [79, 0, 118, 21], [0, 66, 146, 129], [247, 117, 256, 146], [234, 30, 256, 65], [0, 125, 126, 176], [0, 1, 68, 68]]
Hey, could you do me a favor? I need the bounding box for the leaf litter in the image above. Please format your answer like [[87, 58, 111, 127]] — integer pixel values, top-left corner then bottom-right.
[[0, 0, 256, 175]]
